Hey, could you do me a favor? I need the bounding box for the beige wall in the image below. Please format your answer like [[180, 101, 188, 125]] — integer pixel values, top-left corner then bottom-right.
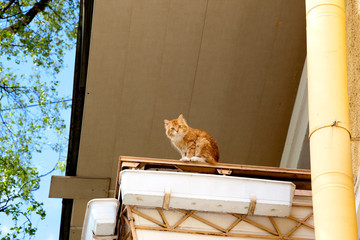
[[345, 0, 360, 180], [66, 0, 307, 238]]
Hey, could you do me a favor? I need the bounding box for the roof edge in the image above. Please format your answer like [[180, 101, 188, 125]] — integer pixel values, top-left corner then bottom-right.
[[59, 0, 94, 239]]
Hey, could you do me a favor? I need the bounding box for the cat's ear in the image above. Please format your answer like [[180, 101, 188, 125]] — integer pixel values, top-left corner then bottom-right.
[[178, 114, 184, 120], [164, 119, 170, 125]]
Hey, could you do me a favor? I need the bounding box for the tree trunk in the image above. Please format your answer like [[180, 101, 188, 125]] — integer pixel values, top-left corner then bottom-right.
[[1, 0, 51, 41]]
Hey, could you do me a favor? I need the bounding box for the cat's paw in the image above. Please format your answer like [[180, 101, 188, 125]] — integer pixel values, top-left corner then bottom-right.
[[180, 157, 190, 161], [190, 156, 206, 162]]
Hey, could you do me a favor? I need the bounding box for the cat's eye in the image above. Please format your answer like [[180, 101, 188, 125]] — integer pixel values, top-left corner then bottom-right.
[[179, 125, 182, 128], [171, 127, 175, 130]]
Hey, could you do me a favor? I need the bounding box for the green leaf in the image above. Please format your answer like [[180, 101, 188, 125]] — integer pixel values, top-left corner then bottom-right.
[[0, 0, 79, 238]]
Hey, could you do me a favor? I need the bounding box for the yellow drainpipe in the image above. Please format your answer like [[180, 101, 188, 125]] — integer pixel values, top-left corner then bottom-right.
[[306, 0, 358, 239]]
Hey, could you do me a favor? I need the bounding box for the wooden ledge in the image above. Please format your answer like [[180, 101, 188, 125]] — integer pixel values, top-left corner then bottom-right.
[[49, 176, 111, 199], [115, 156, 312, 198]]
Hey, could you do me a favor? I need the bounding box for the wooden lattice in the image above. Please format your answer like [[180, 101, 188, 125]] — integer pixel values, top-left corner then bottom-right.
[[115, 157, 314, 240], [119, 204, 314, 240]]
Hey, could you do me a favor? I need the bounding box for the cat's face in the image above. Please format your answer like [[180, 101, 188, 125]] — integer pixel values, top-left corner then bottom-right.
[[164, 114, 189, 138]]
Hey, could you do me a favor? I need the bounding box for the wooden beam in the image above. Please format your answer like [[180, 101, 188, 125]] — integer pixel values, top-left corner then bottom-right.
[[119, 156, 311, 179], [116, 155, 312, 197], [49, 176, 110, 199], [126, 206, 138, 240], [134, 225, 281, 239]]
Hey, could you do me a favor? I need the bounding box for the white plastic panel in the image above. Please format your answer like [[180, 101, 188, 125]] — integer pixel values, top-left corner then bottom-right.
[[120, 170, 295, 217], [81, 198, 119, 240]]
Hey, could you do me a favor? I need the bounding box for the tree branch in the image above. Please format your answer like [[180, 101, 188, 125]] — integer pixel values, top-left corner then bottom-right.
[[0, 196, 12, 211], [0, 11, 22, 20], [1, 0, 51, 41], [0, 0, 16, 16]]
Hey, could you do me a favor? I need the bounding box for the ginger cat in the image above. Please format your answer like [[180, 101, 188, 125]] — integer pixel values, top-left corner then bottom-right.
[[164, 114, 219, 164]]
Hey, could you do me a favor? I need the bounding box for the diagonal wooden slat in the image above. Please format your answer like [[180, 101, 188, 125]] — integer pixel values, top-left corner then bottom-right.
[[171, 209, 195, 230], [131, 208, 167, 228], [156, 207, 170, 228], [288, 215, 314, 229], [122, 215, 132, 240], [225, 213, 246, 233], [177, 209, 227, 232], [122, 215, 131, 229], [269, 216, 282, 238], [119, 215, 125, 240], [122, 205, 315, 239], [285, 211, 314, 237], [230, 213, 278, 236], [123, 230, 131, 240], [125, 207, 315, 240], [126, 206, 138, 240], [121, 204, 127, 216]]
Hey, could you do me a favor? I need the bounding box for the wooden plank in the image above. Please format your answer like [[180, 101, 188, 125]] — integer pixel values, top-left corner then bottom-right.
[[122, 229, 131, 240], [288, 215, 314, 230], [171, 210, 195, 229], [49, 176, 110, 199], [176, 209, 227, 233], [122, 162, 141, 169], [294, 189, 312, 197], [156, 208, 170, 228], [119, 156, 311, 178], [242, 217, 278, 236], [115, 159, 122, 199], [126, 206, 138, 240], [118, 156, 312, 190], [285, 211, 314, 237], [230, 213, 278, 236], [292, 203, 313, 207], [225, 216, 244, 233], [130, 211, 315, 240], [122, 215, 131, 229], [134, 225, 281, 239], [269, 216, 282, 238], [131, 208, 167, 228]]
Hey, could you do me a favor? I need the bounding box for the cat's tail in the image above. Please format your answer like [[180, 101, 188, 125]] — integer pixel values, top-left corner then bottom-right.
[[206, 156, 218, 165]]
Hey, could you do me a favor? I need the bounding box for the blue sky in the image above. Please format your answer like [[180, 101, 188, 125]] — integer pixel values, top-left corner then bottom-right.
[[31, 49, 75, 239], [0, 48, 75, 239]]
